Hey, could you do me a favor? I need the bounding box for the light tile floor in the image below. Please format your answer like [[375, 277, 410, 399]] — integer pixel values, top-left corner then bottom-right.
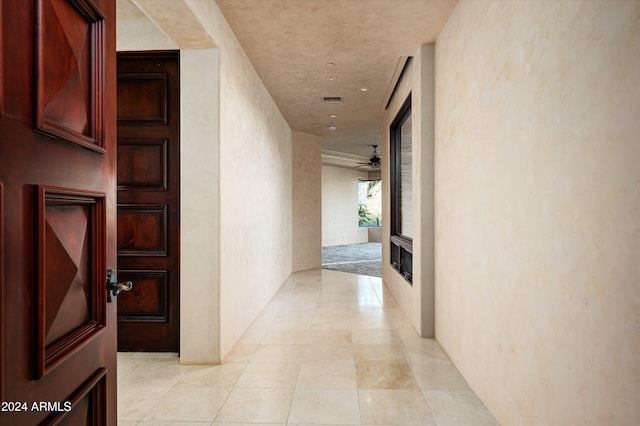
[[118, 269, 499, 425]]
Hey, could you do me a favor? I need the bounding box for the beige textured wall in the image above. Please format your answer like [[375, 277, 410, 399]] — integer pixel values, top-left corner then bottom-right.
[[179, 49, 221, 364], [185, 0, 293, 359], [292, 132, 322, 271], [435, 1, 640, 424], [322, 165, 368, 246], [116, 19, 177, 51], [381, 45, 435, 337]]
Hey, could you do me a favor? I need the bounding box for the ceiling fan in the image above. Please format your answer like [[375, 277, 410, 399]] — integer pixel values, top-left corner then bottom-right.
[[355, 145, 381, 169]]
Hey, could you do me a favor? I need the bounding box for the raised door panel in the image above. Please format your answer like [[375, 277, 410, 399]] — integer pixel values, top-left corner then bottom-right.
[[117, 139, 168, 190], [117, 270, 168, 322], [35, 0, 105, 151], [117, 205, 167, 256], [117, 73, 168, 125], [37, 186, 106, 378], [42, 368, 106, 425]]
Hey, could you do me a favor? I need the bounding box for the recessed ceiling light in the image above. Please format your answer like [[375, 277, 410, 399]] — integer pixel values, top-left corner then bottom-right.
[[325, 62, 335, 67], [360, 86, 371, 92], [328, 125, 337, 131], [328, 76, 336, 81], [329, 114, 337, 118]]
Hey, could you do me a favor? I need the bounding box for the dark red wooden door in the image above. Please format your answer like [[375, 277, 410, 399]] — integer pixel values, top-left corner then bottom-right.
[[0, 0, 117, 425], [116, 51, 180, 352]]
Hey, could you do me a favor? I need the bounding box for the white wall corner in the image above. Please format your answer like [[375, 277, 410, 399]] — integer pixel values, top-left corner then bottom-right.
[[417, 43, 435, 337], [179, 48, 222, 364], [292, 131, 322, 272]]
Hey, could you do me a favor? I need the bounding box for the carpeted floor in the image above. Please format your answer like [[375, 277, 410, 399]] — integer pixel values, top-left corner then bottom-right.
[[321, 242, 382, 278]]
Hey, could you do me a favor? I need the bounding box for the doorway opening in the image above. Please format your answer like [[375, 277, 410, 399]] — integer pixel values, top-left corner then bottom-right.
[[321, 166, 382, 277]]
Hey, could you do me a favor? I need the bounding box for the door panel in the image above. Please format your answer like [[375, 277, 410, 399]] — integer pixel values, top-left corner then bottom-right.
[[35, 0, 106, 151], [0, 0, 117, 424], [37, 187, 107, 378], [116, 52, 180, 352], [42, 368, 106, 425], [116, 270, 168, 322], [117, 73, 168, 125], [117, 139, 168, 190], [117, 205, 168, 256]]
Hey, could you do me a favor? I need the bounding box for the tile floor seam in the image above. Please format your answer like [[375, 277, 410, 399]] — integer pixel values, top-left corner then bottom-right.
[[421, 384, 439, 426], [210, 383, 235, 424], [133, 384, 175, 423]]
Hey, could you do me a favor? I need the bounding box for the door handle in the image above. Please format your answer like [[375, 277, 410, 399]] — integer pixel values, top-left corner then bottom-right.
[[106, 269, 133, 303]]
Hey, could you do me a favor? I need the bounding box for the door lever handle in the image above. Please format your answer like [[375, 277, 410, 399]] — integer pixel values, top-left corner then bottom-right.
[[113, 280, 133, 293], [106, 269, 134, 303]]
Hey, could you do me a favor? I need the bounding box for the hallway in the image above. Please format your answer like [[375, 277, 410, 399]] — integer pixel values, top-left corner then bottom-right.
[[117, 269, 498, 425]]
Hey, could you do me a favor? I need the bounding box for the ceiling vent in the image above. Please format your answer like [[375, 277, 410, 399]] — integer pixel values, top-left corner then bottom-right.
[[322, 96, 343, 104]]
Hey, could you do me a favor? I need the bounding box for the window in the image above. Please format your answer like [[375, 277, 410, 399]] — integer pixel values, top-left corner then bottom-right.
[[358, 179, 381, 227], [390, 95, 413, 283]]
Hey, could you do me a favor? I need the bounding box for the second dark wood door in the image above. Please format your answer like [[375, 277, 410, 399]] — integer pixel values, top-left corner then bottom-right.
[[116, 51, 180, 352]]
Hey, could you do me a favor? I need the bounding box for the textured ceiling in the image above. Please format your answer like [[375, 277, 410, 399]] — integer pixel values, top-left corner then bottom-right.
[[117, 0, 458, 158], [216, 0, 458, 157]]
